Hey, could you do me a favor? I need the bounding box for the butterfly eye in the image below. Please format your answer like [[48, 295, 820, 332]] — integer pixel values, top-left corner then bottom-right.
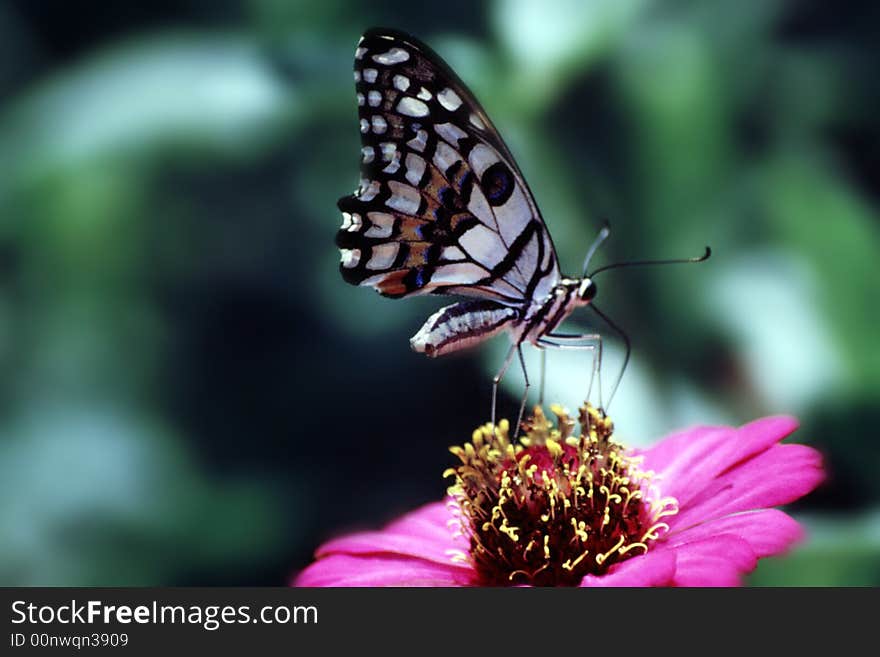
[[579, 279, 597, 302]]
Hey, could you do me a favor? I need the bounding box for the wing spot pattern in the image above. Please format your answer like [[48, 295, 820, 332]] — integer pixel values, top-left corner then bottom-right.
[[397, 96, 430, 117], [405, 153, 427, 186], [407, 129, 428, 152], [372, 47, 409, 65], [387, 181, 421, 214], [340, 248, 361, 268], [435, 122, 468, 146], [433, 141, 462, 174], [371, 115, 388, 134], [365, 212, 395, 238], [379, 142, 397, 161], [438, 87, 463, 111], [366, 242, 401, 270]]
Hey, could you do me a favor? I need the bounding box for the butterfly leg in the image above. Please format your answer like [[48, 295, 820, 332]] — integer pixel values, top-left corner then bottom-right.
[[492, 342, 519, 434], [538, 348, 547, 407], [513, 344, 530, 439], [537, 333, 603, 409]]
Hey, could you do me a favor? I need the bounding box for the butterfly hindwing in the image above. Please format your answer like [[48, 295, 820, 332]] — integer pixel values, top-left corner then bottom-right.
[[336, 28, 560, 306]]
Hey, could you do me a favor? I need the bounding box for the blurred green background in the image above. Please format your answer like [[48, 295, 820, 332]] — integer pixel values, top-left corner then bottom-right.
[[0, 0, 877, 586]]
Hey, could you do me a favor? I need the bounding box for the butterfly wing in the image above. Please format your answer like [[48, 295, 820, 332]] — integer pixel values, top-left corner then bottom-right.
[[336, 28, 560, 307]]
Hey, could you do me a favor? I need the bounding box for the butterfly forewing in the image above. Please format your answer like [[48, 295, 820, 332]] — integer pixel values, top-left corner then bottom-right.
[[336, 28, 560, 306]]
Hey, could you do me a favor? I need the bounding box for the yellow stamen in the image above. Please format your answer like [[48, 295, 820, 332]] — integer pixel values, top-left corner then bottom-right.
[[595, 534, 627, 566], [446, 402, 679, 586]]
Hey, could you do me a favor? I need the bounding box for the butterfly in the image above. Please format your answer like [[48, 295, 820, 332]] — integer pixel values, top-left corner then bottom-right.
[[336, 28, 709, 428]]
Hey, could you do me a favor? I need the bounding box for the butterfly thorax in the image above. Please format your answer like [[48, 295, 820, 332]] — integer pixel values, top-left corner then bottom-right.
[[515, 277, 591, 344]]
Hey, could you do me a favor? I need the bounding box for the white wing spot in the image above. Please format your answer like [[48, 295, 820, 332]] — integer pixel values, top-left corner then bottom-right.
[[361, 146, 375, 164], [340, 248, 361, 268], [365, 212, 395, 239], [387, 181, 421, 214], [407, 129, 428, 152], [405, 153, 426, 186], [435, 122, 468, 146], [355, 47, 367, 60], [441, 246, 466, 261], [433, 141, 461, 173], [359, 118, 369, 133], [368, 90, 382, 107], [346, 213, 363, 232], [380, 142, 397, 161], [372, 47, 410, 65], [356, 92, 365, 106], [393, 75, 411, 92], [353, 70, 361, 82], [469, 113, 486, 130], [366, 243, 401, 270], [371, 115, 387, 134], [382, 152, 401, 174], [358, 180, 381, 201], [397, 96, 430, 117], [438, 88, 463, 111], [363, 68, 378, 83], [416, 87, 432, 101]]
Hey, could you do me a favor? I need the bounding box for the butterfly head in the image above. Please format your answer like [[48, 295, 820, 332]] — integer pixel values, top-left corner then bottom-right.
[[557, 277, 597, 308], [577, 277, 597, 305]]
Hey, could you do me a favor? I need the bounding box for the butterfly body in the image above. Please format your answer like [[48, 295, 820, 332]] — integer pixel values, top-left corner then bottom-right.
[[408, 277, 593, 357]]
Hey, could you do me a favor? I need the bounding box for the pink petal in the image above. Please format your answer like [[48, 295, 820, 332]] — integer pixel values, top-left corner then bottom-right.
[[661, 534, 757, 586], [314, 500, 469, 569], [639, 416, 800, 507], [384, 499, 464, 547], [671, 444, 824, 529], [386, 500, 454, 534], [580, 549, 677, 587], [294, 553, 475, 587], [666, 509, 804, 558], [316, 529, 470, 569]]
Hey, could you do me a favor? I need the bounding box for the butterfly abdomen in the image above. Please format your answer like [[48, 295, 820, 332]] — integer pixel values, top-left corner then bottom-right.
[[410, 300, 518, 357]]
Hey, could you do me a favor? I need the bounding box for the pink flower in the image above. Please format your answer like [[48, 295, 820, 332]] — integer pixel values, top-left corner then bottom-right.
[[294, 405, 824, 587]]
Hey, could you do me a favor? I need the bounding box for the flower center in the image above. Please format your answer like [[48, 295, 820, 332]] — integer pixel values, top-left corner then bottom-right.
[[446, 404, 678, 586]]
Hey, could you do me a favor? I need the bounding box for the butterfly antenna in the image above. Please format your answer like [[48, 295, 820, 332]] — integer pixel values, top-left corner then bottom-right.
[[589, 246, 711, 278], [581, 221, 611, 277], [589, 303, 630, 411]]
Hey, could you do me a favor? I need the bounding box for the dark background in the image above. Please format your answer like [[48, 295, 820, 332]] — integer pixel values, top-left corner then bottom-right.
[[0, 0, 878, 586]]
